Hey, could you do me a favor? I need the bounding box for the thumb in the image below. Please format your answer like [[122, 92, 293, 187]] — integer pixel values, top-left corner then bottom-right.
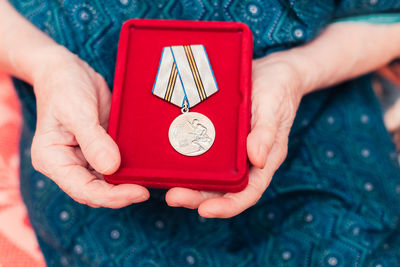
[[247, 122, 277, 169], [72, 118, 121, 175]]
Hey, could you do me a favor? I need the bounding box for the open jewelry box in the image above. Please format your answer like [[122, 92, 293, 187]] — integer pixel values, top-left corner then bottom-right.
[[105, 19, 253, 192]]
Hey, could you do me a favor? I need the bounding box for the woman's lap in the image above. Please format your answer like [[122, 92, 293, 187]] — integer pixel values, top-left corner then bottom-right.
[[20, 76, 400, 266]]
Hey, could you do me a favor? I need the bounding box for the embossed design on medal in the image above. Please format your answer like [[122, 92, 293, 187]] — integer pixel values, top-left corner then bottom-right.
[[169, 107, 215, 156], [152, 44, 219, 156]]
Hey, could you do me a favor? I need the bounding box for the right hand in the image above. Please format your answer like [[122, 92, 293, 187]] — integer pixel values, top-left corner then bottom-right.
[[30, 46, 150, 208], [166, 54, 305, 218]]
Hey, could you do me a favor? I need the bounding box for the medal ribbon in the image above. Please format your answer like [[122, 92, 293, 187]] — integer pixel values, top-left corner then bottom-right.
[[152, 45, 219, 108]]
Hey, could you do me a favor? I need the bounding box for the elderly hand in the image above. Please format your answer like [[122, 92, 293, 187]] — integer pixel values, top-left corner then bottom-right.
[[30, 46, 150, 208], [165, 52, 306, 218]]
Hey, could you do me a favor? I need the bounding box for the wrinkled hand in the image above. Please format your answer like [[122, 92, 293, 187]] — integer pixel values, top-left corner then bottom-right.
[[31, 48, 149, 208], [166, 53, 306, 218]]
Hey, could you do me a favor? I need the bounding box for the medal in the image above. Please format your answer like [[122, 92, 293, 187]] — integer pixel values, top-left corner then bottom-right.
[[152, 45, 219, 156], [169, 108, 215, 156]]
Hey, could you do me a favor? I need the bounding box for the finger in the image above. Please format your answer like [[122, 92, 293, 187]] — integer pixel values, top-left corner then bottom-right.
[[198, 136, 288, 218], [165, 187, 222, 209], [32, 142, 148, 208], [59, 164, 149, 208]]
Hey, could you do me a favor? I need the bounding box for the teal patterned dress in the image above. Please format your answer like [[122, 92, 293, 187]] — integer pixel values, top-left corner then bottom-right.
[[9, 1, 400, 266]]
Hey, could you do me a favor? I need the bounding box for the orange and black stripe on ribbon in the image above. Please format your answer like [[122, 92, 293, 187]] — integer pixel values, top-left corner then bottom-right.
[[183, 45, 207, 101], [164, 62, 178, 102]]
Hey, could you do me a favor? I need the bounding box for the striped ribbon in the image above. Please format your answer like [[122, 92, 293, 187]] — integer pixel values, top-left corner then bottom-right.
[[152, 45, 219, 108]]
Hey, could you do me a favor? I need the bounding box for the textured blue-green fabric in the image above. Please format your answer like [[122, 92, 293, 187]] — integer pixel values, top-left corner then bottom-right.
[[9, 1, 400, 266]]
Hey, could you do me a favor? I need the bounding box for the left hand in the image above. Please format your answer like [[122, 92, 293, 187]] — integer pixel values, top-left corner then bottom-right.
[[30, 46, 150, 209], [165, 52, 306, 218]]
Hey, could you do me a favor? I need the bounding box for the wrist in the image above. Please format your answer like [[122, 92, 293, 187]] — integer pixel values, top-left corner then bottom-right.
[[258, 50, 320, 98], [281, 48, 323, 96], [30, 44, 76, 86]]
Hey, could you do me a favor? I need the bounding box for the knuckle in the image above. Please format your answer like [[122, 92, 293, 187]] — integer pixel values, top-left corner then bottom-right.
[[73, 196, 88, 206], [73, 102, 98, 122], [30, 151, 40, 172], [30, 136, 43, 172], [53, 100, 98, 132], [60, 179, 76, 198], [249, 175, 266, 196], [276, 139, 289, 165], [67, 186, 91, 207], [226, 194, 242, 213], [79, 127, 103, 153], [85, 181, 113, 207], [95, 73, 107, 87], [90, 198, 109, 208]]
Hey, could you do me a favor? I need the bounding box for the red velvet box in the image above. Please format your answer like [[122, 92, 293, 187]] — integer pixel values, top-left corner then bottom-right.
[[105, 19, 253, 192]]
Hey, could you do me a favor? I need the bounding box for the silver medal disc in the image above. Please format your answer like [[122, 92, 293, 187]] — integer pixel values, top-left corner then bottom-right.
[[168, 112, 215, 156]]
